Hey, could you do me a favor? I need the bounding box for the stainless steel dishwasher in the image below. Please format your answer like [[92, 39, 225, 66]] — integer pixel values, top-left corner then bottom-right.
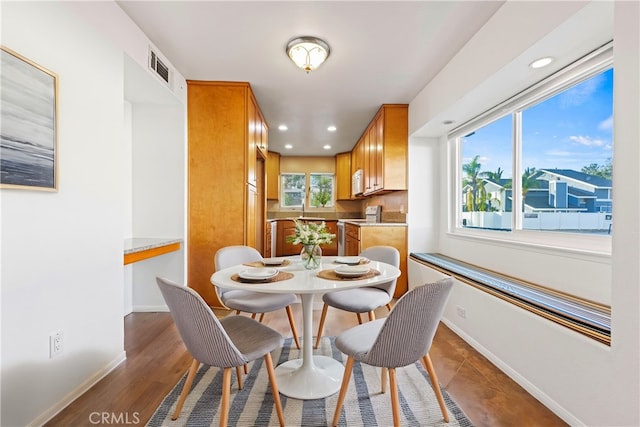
[[337, 221, 345, 256]]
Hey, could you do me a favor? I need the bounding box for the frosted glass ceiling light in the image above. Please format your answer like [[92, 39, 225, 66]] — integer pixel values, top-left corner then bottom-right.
[[286, 36, 330, 73]]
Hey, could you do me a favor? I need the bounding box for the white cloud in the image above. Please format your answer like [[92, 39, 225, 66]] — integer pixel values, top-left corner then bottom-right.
[[598, 115, 613, 131], [545, 150, 572, 156], [569, 135, 605, 147]]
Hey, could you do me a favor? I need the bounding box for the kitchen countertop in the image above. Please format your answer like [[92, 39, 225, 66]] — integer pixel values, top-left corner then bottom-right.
[[339, 219, 407, 226]]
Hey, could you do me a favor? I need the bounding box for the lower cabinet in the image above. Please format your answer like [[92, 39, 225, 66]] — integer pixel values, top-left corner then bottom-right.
[[276, 219, 338, 256], [344, 223, 407, 297]]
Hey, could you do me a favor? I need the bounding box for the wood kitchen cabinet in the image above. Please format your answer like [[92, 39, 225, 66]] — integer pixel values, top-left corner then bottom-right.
[[265, 221, 272, 258], [187, 81, 268, 307], [344, 223, 408, 297], [335, 152, 352, 200], [354, 104, 408, 196], [276, 219, 338, 256], [267, 151, 280, 200]]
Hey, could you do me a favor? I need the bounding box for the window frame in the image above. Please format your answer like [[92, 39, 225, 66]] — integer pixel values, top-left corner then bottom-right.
[[448, 42, 613, 256], [280, 172, 306, 209]]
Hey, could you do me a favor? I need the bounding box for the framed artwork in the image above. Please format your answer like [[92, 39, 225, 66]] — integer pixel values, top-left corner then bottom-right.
[[1, 46, 58, 191]]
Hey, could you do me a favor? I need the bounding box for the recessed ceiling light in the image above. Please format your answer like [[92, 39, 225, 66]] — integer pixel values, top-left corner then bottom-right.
[[529, 57, 554, 69], [323, 145, 331, 150], [278, 124, 288, 131], [284, 144, 293, 149], [327, 125, 337, 132], [442, 120, 455, 125]]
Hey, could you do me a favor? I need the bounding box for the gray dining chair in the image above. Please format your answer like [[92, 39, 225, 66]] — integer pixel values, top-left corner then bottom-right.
[[315, 245, 400, 349], [156, 277, 285, 427], [331, 277, 454, 427], [214, 245, 300, 349]]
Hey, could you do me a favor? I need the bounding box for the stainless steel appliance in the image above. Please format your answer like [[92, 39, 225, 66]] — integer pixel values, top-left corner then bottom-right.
[[365, 205, 382, 223], [337, 221, 345, 256]]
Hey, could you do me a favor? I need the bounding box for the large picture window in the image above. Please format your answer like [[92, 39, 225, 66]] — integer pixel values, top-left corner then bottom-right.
[[451, 43, 613, 251]]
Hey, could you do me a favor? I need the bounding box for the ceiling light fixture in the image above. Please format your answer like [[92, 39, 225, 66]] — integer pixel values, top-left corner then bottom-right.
[[529, 56, 554, 69], [284, 144, 293, 149], [286, 36, 330, 73], [278, 124, 288, 131], [327, 125, 337, 132], [323, 145, 331, 150]]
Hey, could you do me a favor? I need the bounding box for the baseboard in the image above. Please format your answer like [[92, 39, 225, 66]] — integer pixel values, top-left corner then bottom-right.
[[441, 317, 582, 426], [31, 351, 127, 427]]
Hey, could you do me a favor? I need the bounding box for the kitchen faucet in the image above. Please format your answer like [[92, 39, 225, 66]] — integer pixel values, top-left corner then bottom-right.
[[301, 200, 305, 217]]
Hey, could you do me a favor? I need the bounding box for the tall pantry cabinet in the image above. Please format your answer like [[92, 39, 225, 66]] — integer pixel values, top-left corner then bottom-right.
[[187, 81, 268, 307]]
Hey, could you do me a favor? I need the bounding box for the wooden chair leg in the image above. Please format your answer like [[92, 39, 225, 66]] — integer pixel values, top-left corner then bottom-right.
[[381, 367, 388, 393], [356, 312, 363, 324], [172, 358, 200, 420], [332, 356, 355, 427], [285, 305, 301, 349], [235, 310, 241, 315], [235, 366, 243, 390], [244, 364, 248, 374], [422, 354, 449, 422], [386, 303, 392, 311], [219, 368, 232, 427], [264, 352, 285, 427], [314, 303, 329, 349], [258, 312, 265, 322], [389, 368, 401, 427], [368, 310, 376, 321], [251, 313, 257, 320]]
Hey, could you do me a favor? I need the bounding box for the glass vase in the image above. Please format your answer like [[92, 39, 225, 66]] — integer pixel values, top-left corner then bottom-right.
[[300, 244, 322, 270]]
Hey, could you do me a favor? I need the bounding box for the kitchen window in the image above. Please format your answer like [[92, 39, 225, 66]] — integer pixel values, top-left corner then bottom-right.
[[281, 173, 305, 208], [450, 42, 613, 253], [309, 173, 335, 208]]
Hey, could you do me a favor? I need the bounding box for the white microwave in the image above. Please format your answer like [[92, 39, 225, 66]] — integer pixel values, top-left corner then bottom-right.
[[352, 169, 363, 195]]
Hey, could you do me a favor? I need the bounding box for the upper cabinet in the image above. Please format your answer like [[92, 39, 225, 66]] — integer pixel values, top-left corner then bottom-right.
[[186, 80, 268, 307], [335, 152, 352, 200], [267, 151, 280, 200], [354, 104, 408, 196]]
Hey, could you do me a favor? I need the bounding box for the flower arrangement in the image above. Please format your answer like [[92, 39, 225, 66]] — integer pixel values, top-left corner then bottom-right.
[[286, 220, 335, 246]]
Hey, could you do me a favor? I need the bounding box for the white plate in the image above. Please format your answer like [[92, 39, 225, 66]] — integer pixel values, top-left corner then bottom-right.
[[263, 257, 285, 266], [334, 265, 370, 277], [335, 256, 362, 265], [238, 268, 279, 280]]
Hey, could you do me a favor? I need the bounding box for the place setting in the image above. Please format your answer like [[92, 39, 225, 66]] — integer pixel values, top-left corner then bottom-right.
[[231, 267, 293, 284], [333, 256, 370, 266], [318, 263, 380, 281], [242, 257, 292, 268]]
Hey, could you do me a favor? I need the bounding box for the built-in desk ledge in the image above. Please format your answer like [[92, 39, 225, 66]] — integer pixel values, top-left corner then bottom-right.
[[124, 238, 183, 265]]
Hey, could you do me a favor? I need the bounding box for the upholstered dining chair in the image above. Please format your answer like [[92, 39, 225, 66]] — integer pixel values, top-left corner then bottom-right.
[[331, 277, 454, 427], [315, 245, 400, 349], [156, 277, 285, 427], [215, 245, 300, 349]]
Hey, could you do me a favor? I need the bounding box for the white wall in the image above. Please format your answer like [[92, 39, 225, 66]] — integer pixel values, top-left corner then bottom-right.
[[0, 2, 186, 425], [408, 2, 639, 426], [130, 105, 186, 311]]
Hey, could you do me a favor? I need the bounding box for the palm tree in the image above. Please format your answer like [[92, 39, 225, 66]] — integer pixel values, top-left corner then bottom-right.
[[462, 155, 484, 211]]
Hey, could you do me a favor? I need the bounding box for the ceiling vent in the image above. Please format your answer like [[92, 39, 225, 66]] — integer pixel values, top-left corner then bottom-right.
[[148, 48, 171, 87]]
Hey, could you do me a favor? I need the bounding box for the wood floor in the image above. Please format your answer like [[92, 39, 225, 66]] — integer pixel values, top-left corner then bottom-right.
[[46, 304, 567, 427]]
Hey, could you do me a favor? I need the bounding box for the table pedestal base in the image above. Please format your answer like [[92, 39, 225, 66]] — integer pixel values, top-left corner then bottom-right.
[[275, 355, 344, 399]]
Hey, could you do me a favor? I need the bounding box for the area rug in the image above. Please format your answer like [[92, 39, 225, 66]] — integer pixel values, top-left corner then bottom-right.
[[147, 337, 473, 427]]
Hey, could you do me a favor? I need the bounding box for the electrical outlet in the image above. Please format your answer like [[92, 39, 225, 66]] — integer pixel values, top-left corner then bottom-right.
[[456, 305, 467, 319], [50, 330, 63, 358]]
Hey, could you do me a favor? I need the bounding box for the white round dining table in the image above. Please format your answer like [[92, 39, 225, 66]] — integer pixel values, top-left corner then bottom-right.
[[210, 256, 401, 400]]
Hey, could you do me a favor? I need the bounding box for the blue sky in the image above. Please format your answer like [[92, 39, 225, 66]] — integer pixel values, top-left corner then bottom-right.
[[462, 68, 614, 179]]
